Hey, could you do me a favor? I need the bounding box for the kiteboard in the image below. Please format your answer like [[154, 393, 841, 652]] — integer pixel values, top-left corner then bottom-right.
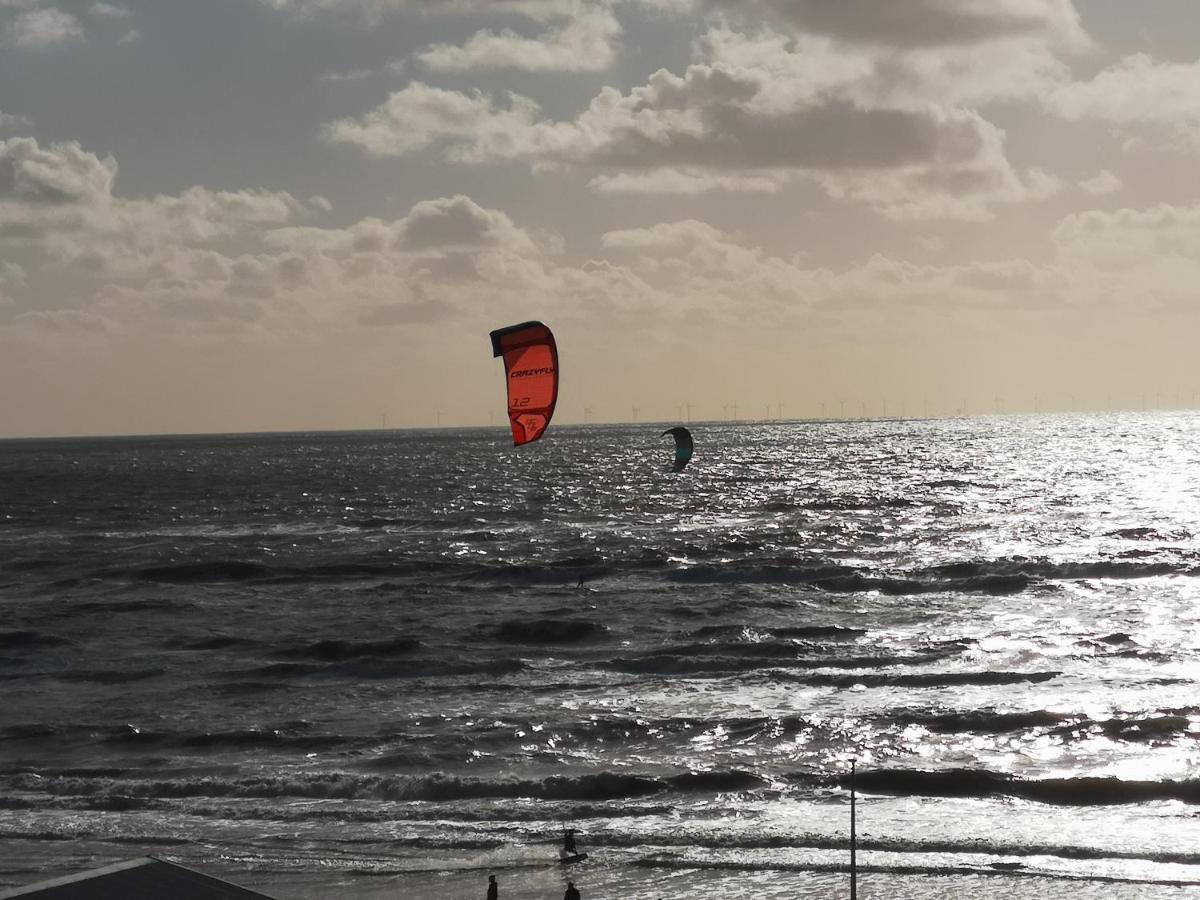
[[558, 853, 588, 865]]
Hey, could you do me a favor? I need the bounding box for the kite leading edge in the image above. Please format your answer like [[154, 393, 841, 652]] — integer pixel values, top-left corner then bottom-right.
[[490, 321, 559, 446]]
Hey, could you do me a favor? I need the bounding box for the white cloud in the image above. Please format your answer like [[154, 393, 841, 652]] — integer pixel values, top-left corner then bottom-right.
[[88, 2, 129, 17], [324, 0, 1083, 220], [601, 219, 726, 250], [327, 63, 1054, 219], [1053, 203, 1200, 266], [5, 7, 84, 49], [698, 24, 1073, 112], [699, 0, 1090, 51], [1079, 170, 1121, 196], [116, 28, 139, 45], [261, 0, 587, 24], [321, 82, 549, 158], [319, 68, 373, 83], [590, 169, 784, 195], [0, 110, 33, 131], [15, 309, 109, 333], [1047, 54, 1200, 140], [1047, 203, 1200, 311], [0, 259, 23, 308], [0, 138, 571, 333], [0, 137, 117, 204], [418, 6, 620, 72]]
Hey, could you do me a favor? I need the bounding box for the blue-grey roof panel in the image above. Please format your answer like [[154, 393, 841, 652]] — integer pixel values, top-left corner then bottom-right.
[[0, 858, 280, 900]]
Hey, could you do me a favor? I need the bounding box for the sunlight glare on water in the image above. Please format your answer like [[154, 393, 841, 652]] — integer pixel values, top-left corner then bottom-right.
[[3, 413, 1200, 897]]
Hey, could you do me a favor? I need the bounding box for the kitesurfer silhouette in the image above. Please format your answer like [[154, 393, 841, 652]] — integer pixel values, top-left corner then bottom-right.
[[562, 828, 578, 856], [563, 882, 582, 900], [486, 874, 498, 900]]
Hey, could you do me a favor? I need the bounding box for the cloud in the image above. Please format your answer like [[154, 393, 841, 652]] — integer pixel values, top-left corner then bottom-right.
[[88, 2, 129, 17], [5, 7, 84, 49], [321, 82, 547, 158], [0, 137, 117, 204], [0, 137, 567, 333], [0, 259, 23, 308], [260, 0, 586, 24], [1047, 54, 1200, 140], [601, 219, 727, 250], [1047, 203, 1200, 311], [699, 0, 1089, 50], [417, 6, 620, 72], [398, 194, 538, 251], [1053, 203, 1200, 266], [319, 67, 374, 83], [0, 110, 33, 131], [700, 25, 1073, 111], [14, 309, 109, 333], [589, 169, 784, 195], [1079, 170, 1121, 196], [325, 1, 1081, 219], [0, 137, 310, 331], [327, 64, 1053, 218]]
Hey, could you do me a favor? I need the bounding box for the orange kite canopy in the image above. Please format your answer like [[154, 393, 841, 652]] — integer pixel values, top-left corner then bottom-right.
[[490, 320, 559, 446]]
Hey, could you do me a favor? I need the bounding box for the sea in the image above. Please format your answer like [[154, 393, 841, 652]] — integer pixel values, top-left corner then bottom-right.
[[3, 415, 1200, 900]]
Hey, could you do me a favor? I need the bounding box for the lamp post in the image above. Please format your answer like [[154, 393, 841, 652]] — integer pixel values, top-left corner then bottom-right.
[[850, 760, 858, 900]]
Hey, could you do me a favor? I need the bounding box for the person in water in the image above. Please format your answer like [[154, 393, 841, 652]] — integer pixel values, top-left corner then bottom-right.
[[563, 881, 581, 900], [562, 828, 578, 856], [486, 874, 498, 900]]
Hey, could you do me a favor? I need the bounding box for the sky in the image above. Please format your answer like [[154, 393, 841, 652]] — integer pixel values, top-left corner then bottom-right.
[[3, 0, 1200, 436]]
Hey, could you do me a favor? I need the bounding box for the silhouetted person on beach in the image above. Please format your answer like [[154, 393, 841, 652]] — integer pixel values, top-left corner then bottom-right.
[[562, 828, 578, 856], [486, 874, 498, 900], [563, 881, 581, 900]]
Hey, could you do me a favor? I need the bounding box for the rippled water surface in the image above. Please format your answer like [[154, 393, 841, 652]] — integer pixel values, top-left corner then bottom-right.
[[3, 414, 1200, 898]]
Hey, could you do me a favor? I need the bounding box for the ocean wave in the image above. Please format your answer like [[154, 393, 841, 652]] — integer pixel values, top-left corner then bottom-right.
[[1050, 713, 1197, 743], [93, 723, 370, 752], [496, 619, 609, 644], [883, 704, 1195, 742], [805, 496, 917, 510], [121, 560, 278, 583], [1106, 526, 1192, 541], [57, 599, 190, 617], [925, 478, 994, 489], [54, 668, 165, 684], [921, 559, 1185, 581], [93, 553, 1195, 592], [98, 559, 455, 584], [8, 768, 769, 803], [0, 630, 72, 650], [900, 709, 1071, 734], [839, 767, 1200, 805], [663, 564, 1036, 595], [631, 857, 1200, 888], [594, 829, 1200, 866], [602, 645, 963, 676], [275, 637, 422, 661], [689, 624, 866, 641], [167, 635, 262, 651], [509, 714, 812, 745], [771, 670, 1061, 689], [814, 573, 1033, 596], [238, 657, 526, 680]]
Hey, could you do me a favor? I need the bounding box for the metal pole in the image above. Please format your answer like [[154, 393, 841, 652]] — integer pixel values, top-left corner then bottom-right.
[[850, 760, 857, 900]]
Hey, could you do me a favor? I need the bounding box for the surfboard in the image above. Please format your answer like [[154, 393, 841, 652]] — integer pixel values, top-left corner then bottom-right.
[[558, 853, 588, 865]]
